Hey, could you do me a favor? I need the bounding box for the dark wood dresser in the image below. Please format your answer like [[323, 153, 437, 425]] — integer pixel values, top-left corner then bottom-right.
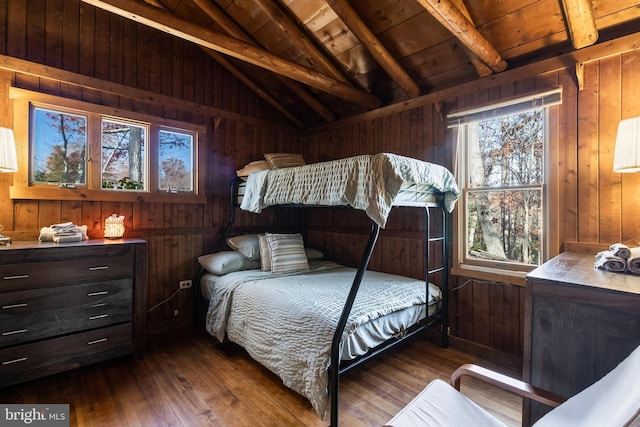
[[523, 251, 640, 425], [0, 239, 147, 387]]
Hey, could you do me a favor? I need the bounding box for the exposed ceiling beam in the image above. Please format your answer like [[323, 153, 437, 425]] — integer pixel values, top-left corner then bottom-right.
[[560, 0, 599, 49], [325, 0, 421, 98], [414, 0, 507, 73], [81, 0, 381, 110], [147, 0, 305, 128], [192, 0, 335, 123], [449, 0, 493, 78], [206, 51, 305, 128], [254, 0, 350, 84]]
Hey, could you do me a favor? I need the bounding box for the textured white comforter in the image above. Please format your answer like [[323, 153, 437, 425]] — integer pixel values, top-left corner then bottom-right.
[[240, 153, 460, 227], [205, 261, 440, 417]]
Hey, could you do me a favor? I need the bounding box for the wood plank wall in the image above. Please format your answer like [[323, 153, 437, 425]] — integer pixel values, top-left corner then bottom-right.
[[302, 47, 640, 368], [1, 1, 639, 366], [0, 0, 300, 335]]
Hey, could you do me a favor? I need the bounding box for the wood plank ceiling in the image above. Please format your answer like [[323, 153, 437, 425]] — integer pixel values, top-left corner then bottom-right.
[[83, 0, 640, 128]]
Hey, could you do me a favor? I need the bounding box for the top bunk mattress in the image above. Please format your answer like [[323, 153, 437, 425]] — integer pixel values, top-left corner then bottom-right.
[[240, 153, 460, 228]]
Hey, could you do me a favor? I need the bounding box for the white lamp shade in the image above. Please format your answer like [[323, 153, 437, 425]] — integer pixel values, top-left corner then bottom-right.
[[0, 127, 18, 172], [613, 117, 640, 173]]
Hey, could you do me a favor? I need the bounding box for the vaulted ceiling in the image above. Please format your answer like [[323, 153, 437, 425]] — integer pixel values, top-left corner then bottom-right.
[[83, 0, 640, 128]]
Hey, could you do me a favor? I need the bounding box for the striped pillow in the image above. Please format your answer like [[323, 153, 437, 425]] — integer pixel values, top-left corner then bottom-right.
[[264, 153, 306, 169], [266, 233, 309, 275]]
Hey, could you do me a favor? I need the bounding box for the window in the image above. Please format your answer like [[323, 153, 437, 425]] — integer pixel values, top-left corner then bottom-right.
[[11, 88, 205, 203], [32, 106, 88, 185], [101, 118, 147, 191], [158, 129, 194, 192], [449, 89, 561, 276]]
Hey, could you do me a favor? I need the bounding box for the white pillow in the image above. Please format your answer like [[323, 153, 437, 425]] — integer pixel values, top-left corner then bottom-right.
[[266, 233, 309, 275], [226, 234, 261, 261], [236, 160, 270, 177], [198, 251, 260, 275]]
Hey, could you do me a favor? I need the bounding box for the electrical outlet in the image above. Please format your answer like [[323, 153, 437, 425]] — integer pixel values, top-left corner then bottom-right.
[[179, 280, 192, 289], [174, 309, 179, 316]]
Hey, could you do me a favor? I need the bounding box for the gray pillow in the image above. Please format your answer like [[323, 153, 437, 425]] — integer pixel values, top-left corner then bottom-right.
[[198, 251, 259, 275], [226, 234, 261, 261]]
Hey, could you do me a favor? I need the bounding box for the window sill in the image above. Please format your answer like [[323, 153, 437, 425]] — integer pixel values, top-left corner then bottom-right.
[[10, 186, 206, 204], [451, 264, 527, 287]]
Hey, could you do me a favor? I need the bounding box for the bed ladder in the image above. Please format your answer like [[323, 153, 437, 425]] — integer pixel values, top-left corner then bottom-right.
[[328, 203, 448, 426], [425, 203, 448, 348]]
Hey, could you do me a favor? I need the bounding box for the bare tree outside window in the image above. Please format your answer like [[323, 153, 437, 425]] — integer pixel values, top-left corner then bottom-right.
[[32, 107, 87, 185], [159, 129, 193, 192], [465, 110, 544, 266], [101, 119, 146, 190]]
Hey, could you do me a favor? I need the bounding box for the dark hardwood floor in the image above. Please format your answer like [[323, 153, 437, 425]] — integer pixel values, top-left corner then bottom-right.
[[1, 329, 522, 426]]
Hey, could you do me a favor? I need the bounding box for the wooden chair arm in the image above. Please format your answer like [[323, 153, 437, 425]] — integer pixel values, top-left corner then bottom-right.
[[450, 364, 567, 408]]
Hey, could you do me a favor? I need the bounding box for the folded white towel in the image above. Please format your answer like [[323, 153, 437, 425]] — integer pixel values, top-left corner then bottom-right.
[[39, 224, 88, 241], [609, 243, 631, 260], [51, 221, 74, 229], [627, 248, 640, 275], [54, 225, 79, 236], [53, 232, 83, 243], [594, 250, 627, 272]]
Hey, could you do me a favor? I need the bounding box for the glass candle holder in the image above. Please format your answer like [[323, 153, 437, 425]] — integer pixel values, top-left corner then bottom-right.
[[104, 214, 125, 239]]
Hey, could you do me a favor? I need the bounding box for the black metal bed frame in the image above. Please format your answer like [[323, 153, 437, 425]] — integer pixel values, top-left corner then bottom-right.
[[196, 176, 449, 427]]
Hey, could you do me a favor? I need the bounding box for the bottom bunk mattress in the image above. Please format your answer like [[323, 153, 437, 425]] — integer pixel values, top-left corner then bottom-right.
[[202, 260, 442, 417]]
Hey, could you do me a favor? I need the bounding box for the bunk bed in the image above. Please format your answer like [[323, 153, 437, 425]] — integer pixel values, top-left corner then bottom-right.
[[197, 153, 460, 426]]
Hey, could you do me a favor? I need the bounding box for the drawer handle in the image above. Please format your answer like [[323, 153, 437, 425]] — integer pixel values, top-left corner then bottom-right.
[[90, 303, 106, 308], [2, 303, 28, 310], [3, 274, 29, 280], [2, 357, 28, 365], [89, 314, 109, 320], [88, 291, 109, 297], [2, 329, 28, 336], [88, 266, 109, 271], [87, 338, 108, 345]]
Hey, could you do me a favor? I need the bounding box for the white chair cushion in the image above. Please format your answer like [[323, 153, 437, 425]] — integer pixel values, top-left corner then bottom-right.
[[535, 345, 640, 427], [385, 379, 508, 427]]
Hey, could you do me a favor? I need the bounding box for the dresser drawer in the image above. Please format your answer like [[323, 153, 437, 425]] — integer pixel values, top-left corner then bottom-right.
[[0, 323, 132, 387], [0, 279, 132, 347], [0, 254, 134, 291]]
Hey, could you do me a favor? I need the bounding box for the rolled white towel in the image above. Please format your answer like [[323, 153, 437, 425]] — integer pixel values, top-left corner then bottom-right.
[[627, 248, 640, 275], [77, 225, 88, 240], [609, 243, 631, 260], [38, 227, 55, 242], [594, 250, 627, 272]]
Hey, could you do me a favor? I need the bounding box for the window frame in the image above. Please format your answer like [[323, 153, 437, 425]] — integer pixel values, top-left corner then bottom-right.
[[449, 89, 561, 285], [30, 103, 90, 187], [10, 87, 206, 204]]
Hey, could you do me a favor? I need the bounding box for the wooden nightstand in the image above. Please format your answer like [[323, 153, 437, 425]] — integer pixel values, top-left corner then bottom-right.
[[523, 251, 640, 425], [0, 238, 147, 387]]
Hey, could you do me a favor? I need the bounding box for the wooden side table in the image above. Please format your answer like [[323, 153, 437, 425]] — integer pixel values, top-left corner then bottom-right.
[[523, 251, 640, 425]]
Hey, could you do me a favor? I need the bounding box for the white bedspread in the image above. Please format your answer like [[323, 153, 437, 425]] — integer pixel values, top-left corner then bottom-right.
[[205, 261, 440, 417], [240, 153, 460, 227]]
